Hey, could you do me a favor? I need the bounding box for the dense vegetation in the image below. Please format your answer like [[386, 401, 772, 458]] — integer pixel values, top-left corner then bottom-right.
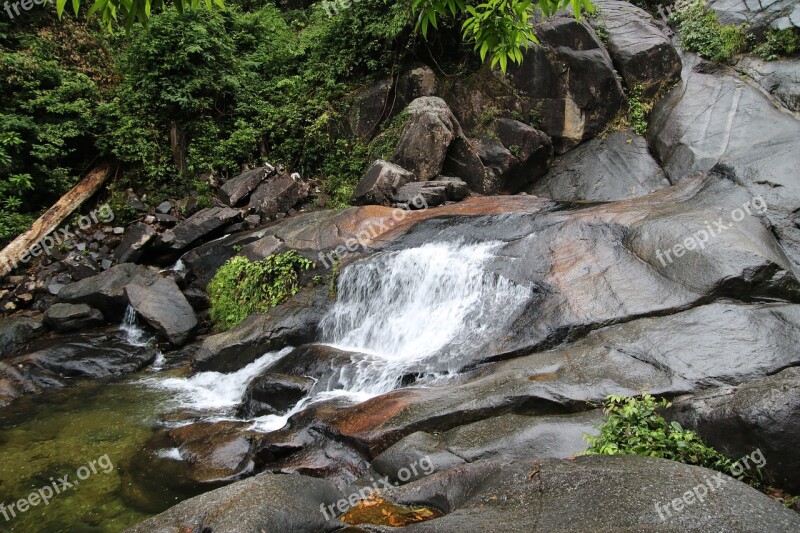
[[207, 251, 313, 329], [585, 394, 760, 486]]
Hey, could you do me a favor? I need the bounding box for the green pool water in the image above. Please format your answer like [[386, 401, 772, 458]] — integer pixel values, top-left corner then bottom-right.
[[0, 376, 177, 533]]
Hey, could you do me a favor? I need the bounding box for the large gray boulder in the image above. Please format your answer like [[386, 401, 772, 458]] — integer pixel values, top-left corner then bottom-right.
[[364, 456, 800, 531], [391, 97, 492, 192], [159, 206, 242, 252], [219, 166, 273, 206], [508, 17, 625, 152], [351, 160, 415, 206], [529, 130, 671, 201], [669, 367, 800, 492], [127, 456, 800, 532], [0, 316, 46, 358], [591, 0, 682, 97], [248, 173, 302, 220], [708, 0, 800, 31], [649, 53, 800, 268], [125, 277, 197, 346], [43, 303, 104, 333], [738, 56, 800, 113], [193, 285, 331, 372], [491, 118, 553, 192], [113, 222, 156, 263], [58, 263, 160, 320], [125, 470, 344, 533]]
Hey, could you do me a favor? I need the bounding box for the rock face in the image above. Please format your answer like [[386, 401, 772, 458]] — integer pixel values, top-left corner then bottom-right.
[[219, 166, 273, 206], [669, 367, 800, 492], [0, 316, 46, 357], [129, 456, 800, 532], [529, 130, 671, 201], [193, 286, 331, 372], [113, 222, 157, 263], [351, 160, 415, 206], [393, 178, 470, 208], [125, 278, 197, 346], [126, 472, 344, 533], [248, 173, 301, 221], [158, 206, 242, 252], [649, 53, 800, 268], [738, 56, 800, 113], [390, 97, 491, 193], [491, 118, 554, 192], [708, 0, 800, 31], [591, 0, 681, 97], [58, 263, 160, 320], [508, 17, 625, 153], [237, 373, 314, 418], [43, 303, 104, 333]]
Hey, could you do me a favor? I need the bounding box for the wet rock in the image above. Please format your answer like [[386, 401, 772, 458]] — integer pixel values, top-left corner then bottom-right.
[[237, 373, 314, 418], [155, 201, 172, 214], [193, 285, 331, 372], [529, 130, 670, 201], [158, 206, 242, 252], [491, 118, 553, 192], [391, 97, 457, 182], [369, 456, 800, 531], [16, 331, 156, 381], [351, 160, 415, 207], [738, 56, 800, 112], [125, 277, 197, 346], [392, 178, 470, 208], [474, 138, 518, 178], [43, 303, 104, 333], [669, 367, 800, 492], [219, 166, 273, 206], [649, 53, 800, 267], [708, 0, 799, 31], [508, 17, 625, 152], [58, 263, 160, 321], [591, 0, 681, 97], [113, 222, 156, 263], [248, 173, 302, 220], [0, 316, 47, 358], [348, 78, 393, 141], [371, 410, 602, 483], [126, 470, 344, 533]]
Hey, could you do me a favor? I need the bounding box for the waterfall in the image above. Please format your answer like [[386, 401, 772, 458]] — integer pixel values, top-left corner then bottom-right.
[[121, 305, 164, 369], [318, 240, 531, 395], [144, 240, 532, 428]]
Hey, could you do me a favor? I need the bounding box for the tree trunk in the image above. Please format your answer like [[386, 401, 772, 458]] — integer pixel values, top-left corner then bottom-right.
[[0, 161, 116, 277], [170, 121, 187, 173]]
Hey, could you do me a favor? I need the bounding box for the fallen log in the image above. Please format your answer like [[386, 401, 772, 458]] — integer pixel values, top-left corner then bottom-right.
[[0, 161, 116, 277]]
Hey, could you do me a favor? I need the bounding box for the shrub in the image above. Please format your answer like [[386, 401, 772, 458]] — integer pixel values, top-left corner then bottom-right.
[[207, 251, 313, 330], [671, 2, 745, 62], [755, 28, 800, 61], [627, 84, 648, 136], [585, 394, 759, 486]]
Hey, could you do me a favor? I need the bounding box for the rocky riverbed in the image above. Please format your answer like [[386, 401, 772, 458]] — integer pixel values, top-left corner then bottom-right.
[[1, 1, 800, 531]]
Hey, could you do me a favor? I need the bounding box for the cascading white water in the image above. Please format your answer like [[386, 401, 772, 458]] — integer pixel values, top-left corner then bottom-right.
[[317, 240, 531, 395], [144, 240, 532, 431], [121, 305, 165, 370]]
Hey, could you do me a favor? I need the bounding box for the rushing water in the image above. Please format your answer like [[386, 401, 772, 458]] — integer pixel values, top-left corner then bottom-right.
[[146, 240, 531, 422]]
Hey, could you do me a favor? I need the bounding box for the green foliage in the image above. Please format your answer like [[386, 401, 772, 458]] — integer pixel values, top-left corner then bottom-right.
[[412, 0, 594, 72], [585, 394, 758, 486], [0, 18, 111, 245], [754, 28, 800, 61], [56, 0, 222, 32], [671, 1, 745, 62], [627, 84, 648, 136], [207, 251, 313, 330]]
